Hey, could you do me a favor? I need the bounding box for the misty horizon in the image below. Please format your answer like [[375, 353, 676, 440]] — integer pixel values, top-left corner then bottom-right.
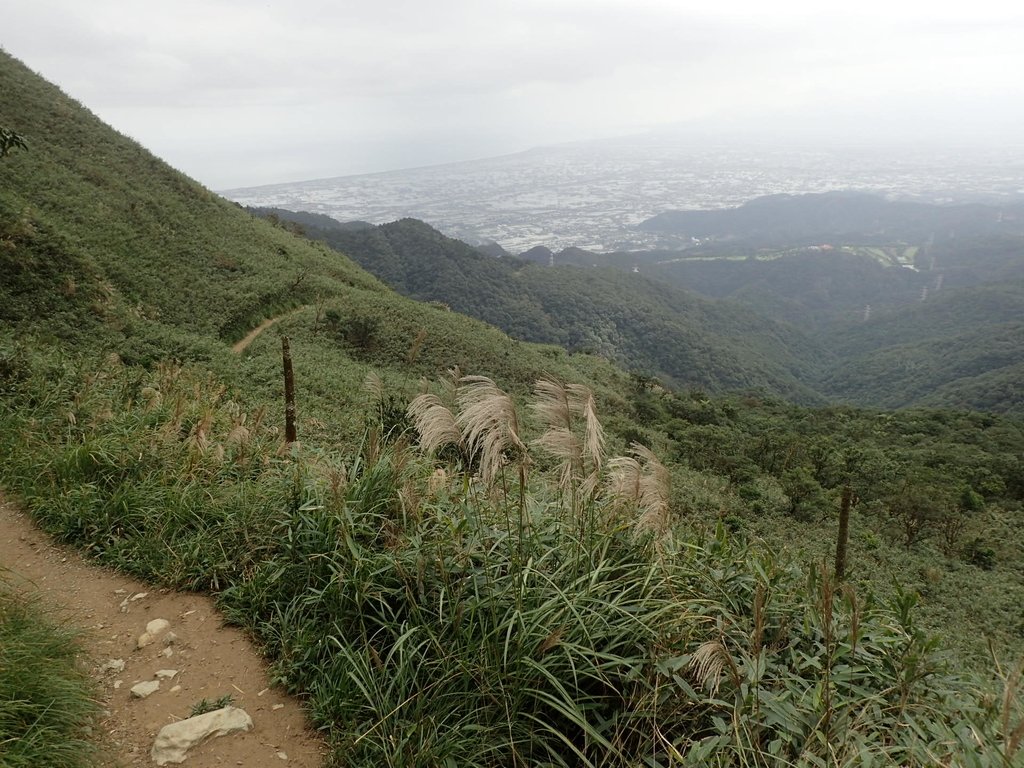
[[4, 1, 1024, 189]]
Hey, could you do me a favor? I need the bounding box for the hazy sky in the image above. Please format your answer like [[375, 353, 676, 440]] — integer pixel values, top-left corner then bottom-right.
[[4, 1, 1023, 188]]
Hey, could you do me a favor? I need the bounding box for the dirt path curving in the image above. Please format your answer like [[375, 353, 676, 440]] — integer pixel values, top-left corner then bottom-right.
[[231, 307, 309, 354], [0, 496, 327, 767]]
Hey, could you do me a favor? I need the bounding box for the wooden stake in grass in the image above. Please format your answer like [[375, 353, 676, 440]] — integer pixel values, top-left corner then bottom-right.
[[834, 485, 853, 581], [282, 335, 297, 444]]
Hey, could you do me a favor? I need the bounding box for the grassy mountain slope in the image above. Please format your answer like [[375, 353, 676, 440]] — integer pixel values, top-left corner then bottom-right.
[[0, 49, 639, 430], [2, 50, 1023, 767]]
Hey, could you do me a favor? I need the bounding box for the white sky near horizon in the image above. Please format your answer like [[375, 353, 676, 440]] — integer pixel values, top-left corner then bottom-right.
[[3, 0, 1023, 189]]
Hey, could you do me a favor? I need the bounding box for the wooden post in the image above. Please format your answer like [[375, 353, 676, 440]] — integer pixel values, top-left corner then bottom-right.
[[282, 336, 297, 444], [834, 485, 853, 581]]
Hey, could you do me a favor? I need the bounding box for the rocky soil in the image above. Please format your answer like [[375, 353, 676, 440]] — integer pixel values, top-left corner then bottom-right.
[[0, 496, 327, 767]]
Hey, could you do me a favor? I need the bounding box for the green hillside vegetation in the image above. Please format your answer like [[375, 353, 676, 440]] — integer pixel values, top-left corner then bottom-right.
[[2, 50, 1024, 766], [263, 205, 1024, 415], [257, 213, 829, 402], [638, 248, 927, 329], [0, 587, 100, 767], [820, 283, 1024, 411]]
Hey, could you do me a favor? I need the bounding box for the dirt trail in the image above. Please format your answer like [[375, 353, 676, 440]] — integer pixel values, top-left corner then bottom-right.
[[0, 496, 327, 767], [232, 307, 308, 354]]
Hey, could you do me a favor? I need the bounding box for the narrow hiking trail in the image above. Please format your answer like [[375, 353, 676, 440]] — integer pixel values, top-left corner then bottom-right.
[[231, 307, 309, 354], [0, 496, 327, 768]]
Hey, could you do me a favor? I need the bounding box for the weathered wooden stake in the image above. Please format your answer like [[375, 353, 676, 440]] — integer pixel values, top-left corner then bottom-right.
[[282, 335, 297, 444], [834, 485, 853, 581]]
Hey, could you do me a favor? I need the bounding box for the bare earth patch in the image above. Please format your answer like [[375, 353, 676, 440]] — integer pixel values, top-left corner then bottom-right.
[[0, 496, 327, 767], [231, 306, 309, 354]]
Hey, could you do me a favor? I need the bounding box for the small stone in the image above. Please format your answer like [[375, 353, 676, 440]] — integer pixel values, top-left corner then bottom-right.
[[161, 647, 174, 658], [113, 680, 122, 689], [271, 703, 284, 711], [131, 592, 149, 601], [155, 669, 178, 680], [146, 618, 170, 635], [170, 685, 182, 693], [130, 680, 160, 699], [163, 632, 178, 646], [114, 588, 127, 594], [137, 619, 172, 649], [277, 752, 288, 761], [100, 659, 125, 673]]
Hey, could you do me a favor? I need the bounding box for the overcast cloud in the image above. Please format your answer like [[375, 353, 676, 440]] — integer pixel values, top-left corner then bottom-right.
[[4, 1, 1023, 188]]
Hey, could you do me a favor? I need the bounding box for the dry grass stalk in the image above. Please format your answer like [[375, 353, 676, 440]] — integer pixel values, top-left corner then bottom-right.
[[407, 393, 462, 457], [226, 413, 250, 446], [188, 410, 214, 455], [531, 379, 607, 503], [632, 444, 671, 538], [1002, 660, 1024, 761], [607, 456, 643, 506], [533, 426, 580, 493], [457, 375, 527, 491], [427, 467, 448, 496], [441, 365, 462, 395], [689, 640, 730, 695], [362, 371, 384, 403], [531, 378, 581, 494], [567, 383, 605, 479], [607, 443, 670, 538]]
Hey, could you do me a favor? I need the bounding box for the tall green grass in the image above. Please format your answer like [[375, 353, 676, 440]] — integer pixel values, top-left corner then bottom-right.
[[0, 347, 1020, 767], [0, 587, 100, 768]]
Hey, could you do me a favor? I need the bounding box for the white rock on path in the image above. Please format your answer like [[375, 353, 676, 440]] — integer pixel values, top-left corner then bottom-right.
[[137, 618, 171, 649], [151, 706, 253, 766], [130, 680, 160, 699]]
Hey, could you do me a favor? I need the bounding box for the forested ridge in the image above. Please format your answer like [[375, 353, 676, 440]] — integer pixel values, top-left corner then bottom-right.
[[264, 202, 1024, 415]]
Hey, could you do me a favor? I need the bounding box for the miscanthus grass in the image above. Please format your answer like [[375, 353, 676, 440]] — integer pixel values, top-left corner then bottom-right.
[[1, 348, 1021, 768]]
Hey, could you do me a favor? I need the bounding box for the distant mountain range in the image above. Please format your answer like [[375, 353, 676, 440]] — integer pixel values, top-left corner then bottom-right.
[[225, 142, 1024, 253], [640, 190, 1024, 245]]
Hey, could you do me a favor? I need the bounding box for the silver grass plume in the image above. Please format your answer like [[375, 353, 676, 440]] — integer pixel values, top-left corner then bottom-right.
[[457, 375, 527, 490], [567, 383, 605, 498], [362, 371, 384, 403], [530, 378, 581, 494], [607, 455, 642, 505], [689, 640, 731, 695], [607, 442, 671, 538], [531, 379, 606, 500], [407, 393, 462, 457]]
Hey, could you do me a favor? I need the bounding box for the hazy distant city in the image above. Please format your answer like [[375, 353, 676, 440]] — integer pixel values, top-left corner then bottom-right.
[[225, 139, 1024, 254]]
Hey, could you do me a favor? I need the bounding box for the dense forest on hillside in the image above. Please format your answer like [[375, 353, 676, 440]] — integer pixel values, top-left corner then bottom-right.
[[261, 205, 1024, 415], [258, 212, 827, 401], [3, 50, 1024, 767]]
